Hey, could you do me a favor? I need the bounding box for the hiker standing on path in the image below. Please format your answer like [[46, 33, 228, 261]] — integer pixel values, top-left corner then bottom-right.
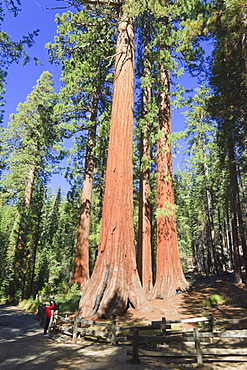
[[44, 300, 55, 337]]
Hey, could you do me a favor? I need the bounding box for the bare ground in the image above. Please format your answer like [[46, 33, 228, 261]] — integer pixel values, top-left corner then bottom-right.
[[1, 272, 247, 369]]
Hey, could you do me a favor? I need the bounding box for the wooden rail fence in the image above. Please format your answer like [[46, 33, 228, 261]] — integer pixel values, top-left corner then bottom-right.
[[127, 316, 247, 366], [36, 306, 247, 366]]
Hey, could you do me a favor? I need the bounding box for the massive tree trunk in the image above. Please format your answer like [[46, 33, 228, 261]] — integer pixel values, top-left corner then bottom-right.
[[70, 95, 98, 291], [137, 13, 153, 295], [148, 68, 188, 300], [78, 18, 151, 318]]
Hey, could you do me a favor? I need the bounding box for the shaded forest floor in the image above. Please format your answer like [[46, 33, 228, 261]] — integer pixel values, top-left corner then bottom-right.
[[1, 272, 247, 369]]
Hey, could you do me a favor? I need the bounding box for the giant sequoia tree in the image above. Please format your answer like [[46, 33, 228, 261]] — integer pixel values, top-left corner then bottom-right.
[[149, 65, 189, 299], [77, 0, 196, 315], [78, 6, 151, 317], [47, 6, 116, 291]]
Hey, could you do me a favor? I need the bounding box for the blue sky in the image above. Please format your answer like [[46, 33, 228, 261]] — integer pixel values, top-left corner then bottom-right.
[[3, 1, 63, 124], [3, 0, 70, 192], [2, 1, 200, 192]]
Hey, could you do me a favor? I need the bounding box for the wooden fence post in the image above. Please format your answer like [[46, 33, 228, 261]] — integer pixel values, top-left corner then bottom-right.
[[194, 327, 203, 366], [161, 317, 167, 336], [37, 304, 46, 328], [131, 328, 140, 364], [111, 320, 117, 345], [208, 314, 215, 332], [73, 316, 79, 343]]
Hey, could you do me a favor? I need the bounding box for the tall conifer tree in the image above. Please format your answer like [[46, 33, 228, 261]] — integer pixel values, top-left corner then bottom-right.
[[2, 71, 62, 298]]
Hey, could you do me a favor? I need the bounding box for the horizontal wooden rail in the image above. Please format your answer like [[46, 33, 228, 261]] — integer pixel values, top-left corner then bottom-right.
[[127, 315, 247, 365], [152, 316, 212, 325]]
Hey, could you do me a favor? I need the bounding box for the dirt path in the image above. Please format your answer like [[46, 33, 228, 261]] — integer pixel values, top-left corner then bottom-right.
[[0, 305, 187, 370]]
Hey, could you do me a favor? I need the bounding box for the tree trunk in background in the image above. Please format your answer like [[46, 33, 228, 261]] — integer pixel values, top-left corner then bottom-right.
[[228, 140, 247, 279], [225, 206, 234, 270], [137, 13, 153, 295], [13, 167, 36, 298], [242, 12, 247, 73], [78, 18, 151, 318], [149, 68, 188, 300], [217, 208, 225, 270], [228, 142, 242, 283], [70, 96, 98, 291], [27, 183, 44, 297], [137, 131, 153, 294], [202, 135, 219, 276], [24, 168, 35, 210], [236, 177, 247, 278]]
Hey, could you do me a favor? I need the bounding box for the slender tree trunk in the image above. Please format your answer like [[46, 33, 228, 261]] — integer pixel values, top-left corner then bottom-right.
[[202, 135, 219, 275], [236, 177, 247, 277], [13, 167, 36, 298], [137, 131, 153, 294], [24, 167, 35, 209], [225, 206, 234, 270], [228, 143, 242, 283], [27, 185, 44, 297], [70, 95, 98, 291], [217, 207, 225, 270], [148, 68, 188, 300], [137, 13, 153, 294], [242, 12, 247, 74], [78, 18, 151, 318]]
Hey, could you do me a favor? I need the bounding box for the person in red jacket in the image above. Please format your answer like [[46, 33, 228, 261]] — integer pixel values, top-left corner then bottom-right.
[[43, 300, 55, 337]]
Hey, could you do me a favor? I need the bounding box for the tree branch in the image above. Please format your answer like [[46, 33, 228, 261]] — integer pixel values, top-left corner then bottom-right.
[[78, 0, 122, 6]]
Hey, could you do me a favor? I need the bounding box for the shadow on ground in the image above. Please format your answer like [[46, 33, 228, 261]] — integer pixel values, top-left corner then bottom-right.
[[179, 272, 247, 322], [0, 305, 186, 369]]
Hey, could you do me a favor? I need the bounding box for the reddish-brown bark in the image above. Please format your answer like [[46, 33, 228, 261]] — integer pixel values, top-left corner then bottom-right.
[[136, 14, 153, 295], [202, 132, 219, 275], [137, 133, 153, 295], [78, 18, 151, 318], [14, 167, 36, 298], [70, 98, 97, 291], [148, 69, 189, 300]]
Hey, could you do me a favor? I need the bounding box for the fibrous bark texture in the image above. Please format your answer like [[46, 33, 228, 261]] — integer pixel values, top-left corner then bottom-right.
[[70, 98, 97, 292], [148, 69, 189, 300], [137, 14, 153, 295], [78, 19, 151, 318], [137, 132, 153, 295]]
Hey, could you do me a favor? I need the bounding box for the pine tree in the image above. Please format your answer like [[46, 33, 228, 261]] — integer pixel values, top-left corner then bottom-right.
[[207, 0, 247, 282], [1, 71, 63, 299]]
